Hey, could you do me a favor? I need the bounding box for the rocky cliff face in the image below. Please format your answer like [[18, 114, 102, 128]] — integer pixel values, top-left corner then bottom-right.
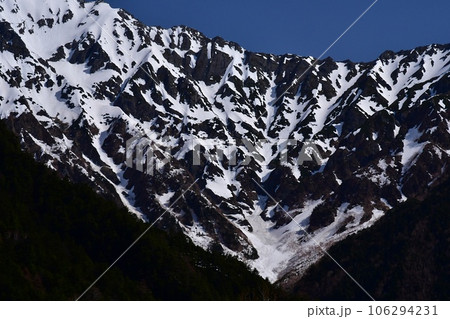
[[1, 0, 449, 282]]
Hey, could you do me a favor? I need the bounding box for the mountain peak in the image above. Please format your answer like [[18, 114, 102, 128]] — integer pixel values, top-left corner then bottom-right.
[[1, 0, 450, 282]]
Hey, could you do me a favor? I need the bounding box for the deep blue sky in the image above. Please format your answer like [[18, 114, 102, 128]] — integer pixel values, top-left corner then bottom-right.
[[104, 0, 450, 62]]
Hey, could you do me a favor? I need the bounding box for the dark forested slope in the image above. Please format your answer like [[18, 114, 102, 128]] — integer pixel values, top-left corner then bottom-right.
[[291, 177, 450, 300], [0, 122, 279, 300]]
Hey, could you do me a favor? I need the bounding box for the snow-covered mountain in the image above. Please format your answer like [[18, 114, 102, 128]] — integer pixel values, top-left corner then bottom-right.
[[1, 0, 450, 283]]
